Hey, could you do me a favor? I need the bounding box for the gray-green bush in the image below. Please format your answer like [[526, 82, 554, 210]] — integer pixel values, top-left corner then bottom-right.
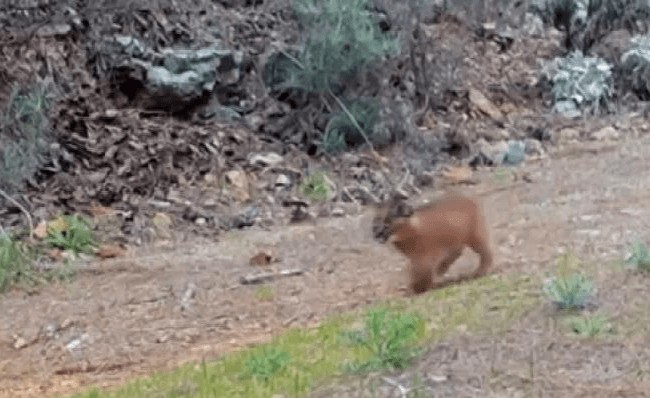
[[540, 51, 612, 117], [621, 35, 650, 99], [0, 83, 53, 193]]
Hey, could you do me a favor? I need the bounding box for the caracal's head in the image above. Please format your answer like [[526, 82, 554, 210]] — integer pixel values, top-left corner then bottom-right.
[[371, 195, 414, 243]]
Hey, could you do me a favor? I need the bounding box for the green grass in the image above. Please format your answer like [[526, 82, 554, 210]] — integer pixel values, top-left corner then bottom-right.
[[542, 254, 595, 311], [625, 240, 650, 272], [68, 273, 539, 398], [0, 233, 38, 292]]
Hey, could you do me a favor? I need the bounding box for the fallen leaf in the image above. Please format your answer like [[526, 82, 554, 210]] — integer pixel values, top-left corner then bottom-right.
[[96, 244, 126, 259], [249, 251, 274, 267], [34, 221, 48, 239], [441, 166, 475, 184], [48, 217, 68, 234], [88, 204, 117, 218]]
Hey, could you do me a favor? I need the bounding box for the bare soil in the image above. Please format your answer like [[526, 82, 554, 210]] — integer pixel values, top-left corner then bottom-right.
[[1, 128, 650, 397]]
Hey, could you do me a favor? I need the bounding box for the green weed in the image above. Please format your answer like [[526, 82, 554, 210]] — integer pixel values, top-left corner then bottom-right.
[[300, 172, 331, 202], [568, 314, 612, 338], [244, 346, 291, 383], [45, 214, 97, 256], [543, 254, 595, 310], [625, 240, 650, 272]]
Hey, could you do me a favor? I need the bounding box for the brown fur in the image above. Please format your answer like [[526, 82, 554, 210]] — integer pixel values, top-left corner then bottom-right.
[[372, 193, 493, 294]]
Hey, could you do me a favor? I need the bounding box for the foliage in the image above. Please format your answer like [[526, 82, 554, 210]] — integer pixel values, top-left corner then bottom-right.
[[569, 314, 612, 337], [0, 83, 53, 193], [342, 307, 424, 372], [45, 214, 98, 256], [624, 239, 650, 272], [621, 35, 650, 99], [540, 51, 612, 117], [0, 233, 35, 292], [273, 0, 399, 94], [322, 98, 382, 153], [244, 346, 291, 383], [531, 0, 650, 51]]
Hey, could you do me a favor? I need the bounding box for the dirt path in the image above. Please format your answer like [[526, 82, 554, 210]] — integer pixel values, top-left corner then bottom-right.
[[1, 134, 649, 397]]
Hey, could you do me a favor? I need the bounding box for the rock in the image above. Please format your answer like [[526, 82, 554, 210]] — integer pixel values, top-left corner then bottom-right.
[[96, 244, 126, 259], [275, 174, 291, 187], [591, 125, 619, 141], [225, 169, 250, 202], [249, 251, 274, 266], [468, 89, 504, 123], [13, 336, 27, 350], [503, 140, 526, 165], [249, 152, 284, 167], [195, 218, 207, 226], [476, 138, 509, 166], [152, 212, 173, 239], [331, 207, 346, 217], [441, 166, 475, 185], [555, 127, 581, 143], [524, 138, 545, 156]]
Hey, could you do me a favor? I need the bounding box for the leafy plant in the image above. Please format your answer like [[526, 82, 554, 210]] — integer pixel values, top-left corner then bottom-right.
[[540, 51, 612, 117], [45, 214, 98, 256], [342, 307, 424, 372], [625, 239, 650, 272], [569, 314, 612, 337], [0, 83, 53, 193], [244, 346, 291, 383], [300, 172, 331, 202]]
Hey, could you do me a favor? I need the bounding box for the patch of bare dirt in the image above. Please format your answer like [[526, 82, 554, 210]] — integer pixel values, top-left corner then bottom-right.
[[1, 127, 650, 397]]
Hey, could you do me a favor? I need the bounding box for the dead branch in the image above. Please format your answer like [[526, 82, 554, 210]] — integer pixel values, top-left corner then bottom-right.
[[240, 268, 304, 285]]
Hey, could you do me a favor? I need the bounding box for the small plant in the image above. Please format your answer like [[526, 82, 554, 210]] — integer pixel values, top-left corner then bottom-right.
[[244, 346, 291, 383], [342, 307, 424, 372], [540, 51, 612, 117], [569, 314, 612, 338], [625, 240, 650, 272], [300, 172, 331, 202], [0, 233, 36, 292], [255, 285, 274, 302], [45, 214, 98, 256], [543, 271, 595, 310]]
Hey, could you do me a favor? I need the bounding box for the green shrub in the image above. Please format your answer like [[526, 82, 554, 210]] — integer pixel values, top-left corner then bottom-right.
[[540, 51, 612, 117], [0, 83, 53, 193], [322, 97, 383, 153], [244, 346, 291, 383], [569, 314, 612, 337], [300, 172, 332, 202]]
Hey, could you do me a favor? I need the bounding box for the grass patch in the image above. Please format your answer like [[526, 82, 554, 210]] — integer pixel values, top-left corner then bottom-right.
[[254, 285, 274, 302], [341, 307, 425, 372], [567, 314, 613, 338], [68, 273, 538, 398], [0, 233, 38, 292]]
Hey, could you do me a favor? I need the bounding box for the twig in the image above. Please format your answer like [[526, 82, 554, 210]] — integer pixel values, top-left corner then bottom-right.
[[381, 376, 411, 397], [240, 268, 304, 285], [0, 189, 34, 239]]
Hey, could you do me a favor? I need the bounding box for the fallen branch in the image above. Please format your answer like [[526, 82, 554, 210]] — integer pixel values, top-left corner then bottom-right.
[[0, 188, 34, 239], [240, 268, 304, 285]]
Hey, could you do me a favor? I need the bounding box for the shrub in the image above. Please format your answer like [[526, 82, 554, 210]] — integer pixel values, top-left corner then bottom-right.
[[621, 35, 650, 99], [322, 98, 384, 154], [0, 83, 53, 193], [0, 233, 34, 292], [540, 51, 612, 117]]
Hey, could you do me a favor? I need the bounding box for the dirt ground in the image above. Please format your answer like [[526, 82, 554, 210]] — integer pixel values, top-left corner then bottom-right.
[[2, 129, 650, 397]]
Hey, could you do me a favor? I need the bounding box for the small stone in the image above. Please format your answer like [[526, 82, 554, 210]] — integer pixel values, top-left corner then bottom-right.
[[591, 125, 619, 141], [225, 169, 250, 202], [524, 138, 544, 156], [331, 207, 345, 217], [476, 138, 509, 166], [195, 217, 207, 226], [249, 152, 284, 167], [275, 174, 291, 187], [13, 336, 27, 350]]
